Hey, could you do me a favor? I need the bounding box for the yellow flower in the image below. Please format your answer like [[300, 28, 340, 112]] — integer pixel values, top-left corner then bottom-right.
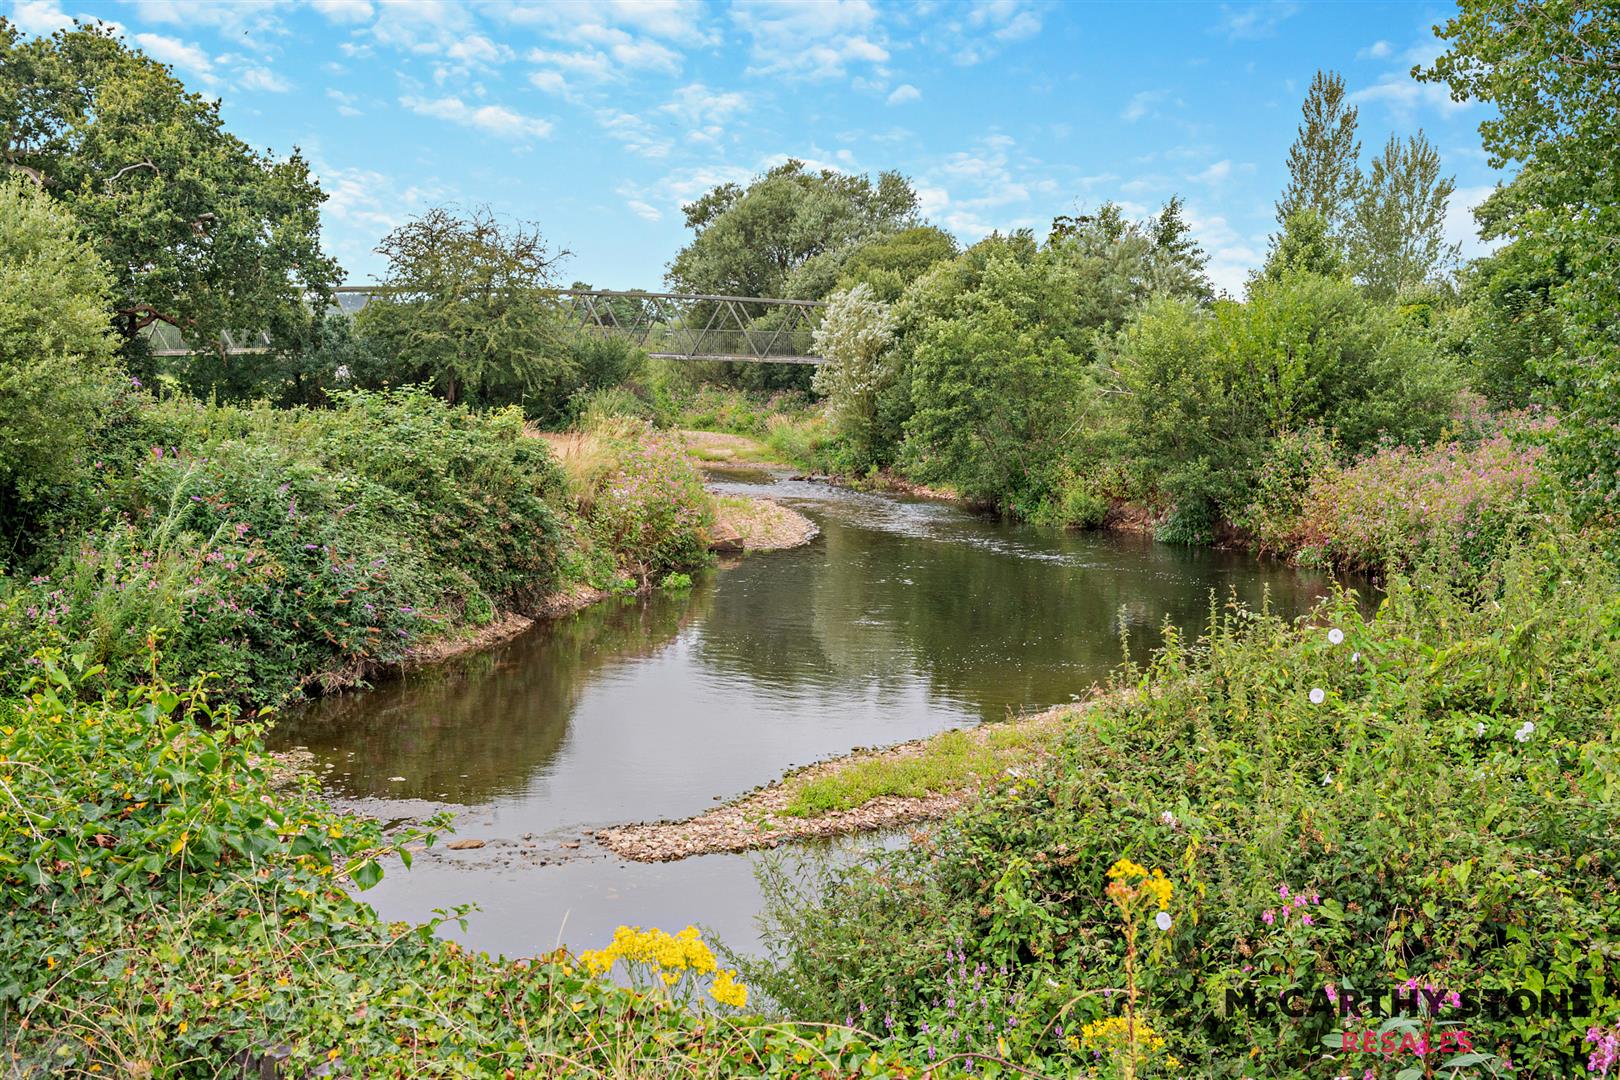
[[1106, 857, 1148, 881], [710, 969, 748, 1009], [178, 1021, 188, 1034]]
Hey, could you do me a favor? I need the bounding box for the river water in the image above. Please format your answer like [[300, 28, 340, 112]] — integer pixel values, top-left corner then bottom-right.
[[270, 470, 1344, 961]]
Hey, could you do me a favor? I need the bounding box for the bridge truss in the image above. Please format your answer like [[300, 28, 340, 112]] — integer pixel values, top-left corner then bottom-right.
[[139, 289, 830, 364]]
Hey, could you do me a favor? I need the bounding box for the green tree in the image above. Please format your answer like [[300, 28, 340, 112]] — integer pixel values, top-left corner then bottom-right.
[[811, 284, 896, 468], [1276, 70, 1362, 232], [1345, 132, 1459, 299], [900, 241, 1093, 509], [1261, 208, 1348, 282], [0, 21, 339, 362], [0, 176, 119, 546], [1423, 0, 1620, 518], [833, 226, 959, 302], [670, 160, 919, 301], [355, 206, 567, 407], [1445, 235, 1566, 408]]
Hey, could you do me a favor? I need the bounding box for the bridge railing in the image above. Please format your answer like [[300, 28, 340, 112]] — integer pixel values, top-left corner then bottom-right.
[[138, 288, 830, 364]]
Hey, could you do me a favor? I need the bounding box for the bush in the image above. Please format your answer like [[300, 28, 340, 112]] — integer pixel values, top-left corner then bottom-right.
[[0, 178, 120, 549], [578, 420, 714, 583], [0, 389, 568, 705], [0, 655, 912, 1076], [1296, 430, 1546, 573], [747, 529, 1620, 1076]]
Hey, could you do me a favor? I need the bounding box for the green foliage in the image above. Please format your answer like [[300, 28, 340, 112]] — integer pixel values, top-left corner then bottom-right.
[[0, 177, 119, 546], [1445, 240, 1565, 409], [355, 206, 568, 408], [1276, 70, 1362, 233], [1235, 426, 1340, 553], [751, 529, 1620, 1075], [0, 22, 338, 361], [670, 159, 918, 301], [1423, 2, 1620, 520], [1345, 132, 1460, 300], [1113, 274, 1462, 525], [576, 420, 713, 584], [0, 389, 566, 705], [833, 225, 960, 303], [902, 248, 1091, 508], [0, 654, 921, 1076]]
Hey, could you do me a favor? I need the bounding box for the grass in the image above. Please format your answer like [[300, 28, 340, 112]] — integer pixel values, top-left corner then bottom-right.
[[780, 712, 1067, 817]]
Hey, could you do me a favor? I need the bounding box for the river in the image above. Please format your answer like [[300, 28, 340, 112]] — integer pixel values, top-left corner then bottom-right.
[[269, 470, 1346, 961]]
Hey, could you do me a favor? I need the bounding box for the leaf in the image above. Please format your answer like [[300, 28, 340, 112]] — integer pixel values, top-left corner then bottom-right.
[[351, 859, 383, 890]]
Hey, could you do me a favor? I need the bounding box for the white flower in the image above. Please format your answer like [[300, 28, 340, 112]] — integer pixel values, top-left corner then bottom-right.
[[1514, 721, 1535, 742], [1155, 911, 1173, 932], [1321, 771, 1333, 786], [1327, 628, 1345, 645], [1160, 810, 1177, 826], [1351, 651, 1359, 663], [1474, 722, 1486, 737], [1309, 688, 1326, 705]]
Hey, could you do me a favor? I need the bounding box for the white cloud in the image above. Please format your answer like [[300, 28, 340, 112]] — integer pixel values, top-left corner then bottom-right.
[[886, 83, 921, 106], [952, 0, 1043, 64], [1194, 159, 1233, 184], [326, 87, 361, 116], [131, 0, 284, 45], [1347, 76, 1470, 119], [1445, 184, 1502, 261], [659, 83, 748, 139], [596, 108, 672, 159], [369, 0, 473, 55], [240, 66, 292, 92], [732, 0, 889, 80], [310, 0, 373, 24], [1121, 89, 1168, 123], [132, 32, 215, 80], [528, 70, 569, 94], [9, 0, 72, 35], [1213, 2, 1300, 41], [626, 199, 662, 222], [1357, 39, 1393, 60], [400, 95, 553, 141]]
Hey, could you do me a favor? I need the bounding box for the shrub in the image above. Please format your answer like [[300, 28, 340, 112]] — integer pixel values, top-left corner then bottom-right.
[[1236, 426, 1340, 553], [747, 529, 1620, 1076], [0, 389, 569, 705], [583, 421, 714, 583], [0, 178, 120, 548], [0, 654, 913, 1076], [1296, 431, 1546, 572]]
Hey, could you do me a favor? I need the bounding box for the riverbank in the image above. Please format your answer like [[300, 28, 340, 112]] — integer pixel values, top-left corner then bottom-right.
[[597, 702, 1083, 862]]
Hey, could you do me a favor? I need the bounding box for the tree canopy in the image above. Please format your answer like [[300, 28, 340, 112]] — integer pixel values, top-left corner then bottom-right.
[[355, 206, 567, 406], [667, 160, 920, 300], [0, 20, 338, 358], [1423, 0, 1620, 517]]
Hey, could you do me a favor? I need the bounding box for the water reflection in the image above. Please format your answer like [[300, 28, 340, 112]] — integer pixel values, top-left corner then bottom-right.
[[271, 472, 1348, 956]]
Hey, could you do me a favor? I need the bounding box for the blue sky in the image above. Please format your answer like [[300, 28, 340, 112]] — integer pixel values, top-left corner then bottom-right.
[[8, 0, 1503, 294]]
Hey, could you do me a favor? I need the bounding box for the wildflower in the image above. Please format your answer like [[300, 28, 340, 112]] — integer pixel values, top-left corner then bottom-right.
[[1155, 911, 1173, 932], [1160, 810, 1177, 826], [1351, 651, 1360, 663], [1515, 720, 1535, 742], [1309, 688, 1326, 704], [1301, 914, 1314, 927], [1262, 909, 1275, 925], [1322, 771, 1333, 786], [1475, 721, 1486, 737], [1328, 628, 1344, 645], [1279, 884, 1291, 900]]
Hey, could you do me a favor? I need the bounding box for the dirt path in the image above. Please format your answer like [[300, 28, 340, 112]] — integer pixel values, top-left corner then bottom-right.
[[596, 703, 1086, 862]]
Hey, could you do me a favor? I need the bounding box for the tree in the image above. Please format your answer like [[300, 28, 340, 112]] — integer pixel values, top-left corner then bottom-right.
[[1423, 0, 1620, 518], [668, 160, 919, 300], [1344, 132, 1459, 299], [811, 284, 896, 468], [355, 206, 567, 406], [1277, 71, 1362, 232], [0, 21, 339, 361], [0, 177, 119, 546], [1261, 208, 1348, 282], [833, 226, 959, 302]]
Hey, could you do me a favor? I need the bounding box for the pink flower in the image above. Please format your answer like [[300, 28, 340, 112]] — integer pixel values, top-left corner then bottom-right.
[[1262, 909, 1275, 925]]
